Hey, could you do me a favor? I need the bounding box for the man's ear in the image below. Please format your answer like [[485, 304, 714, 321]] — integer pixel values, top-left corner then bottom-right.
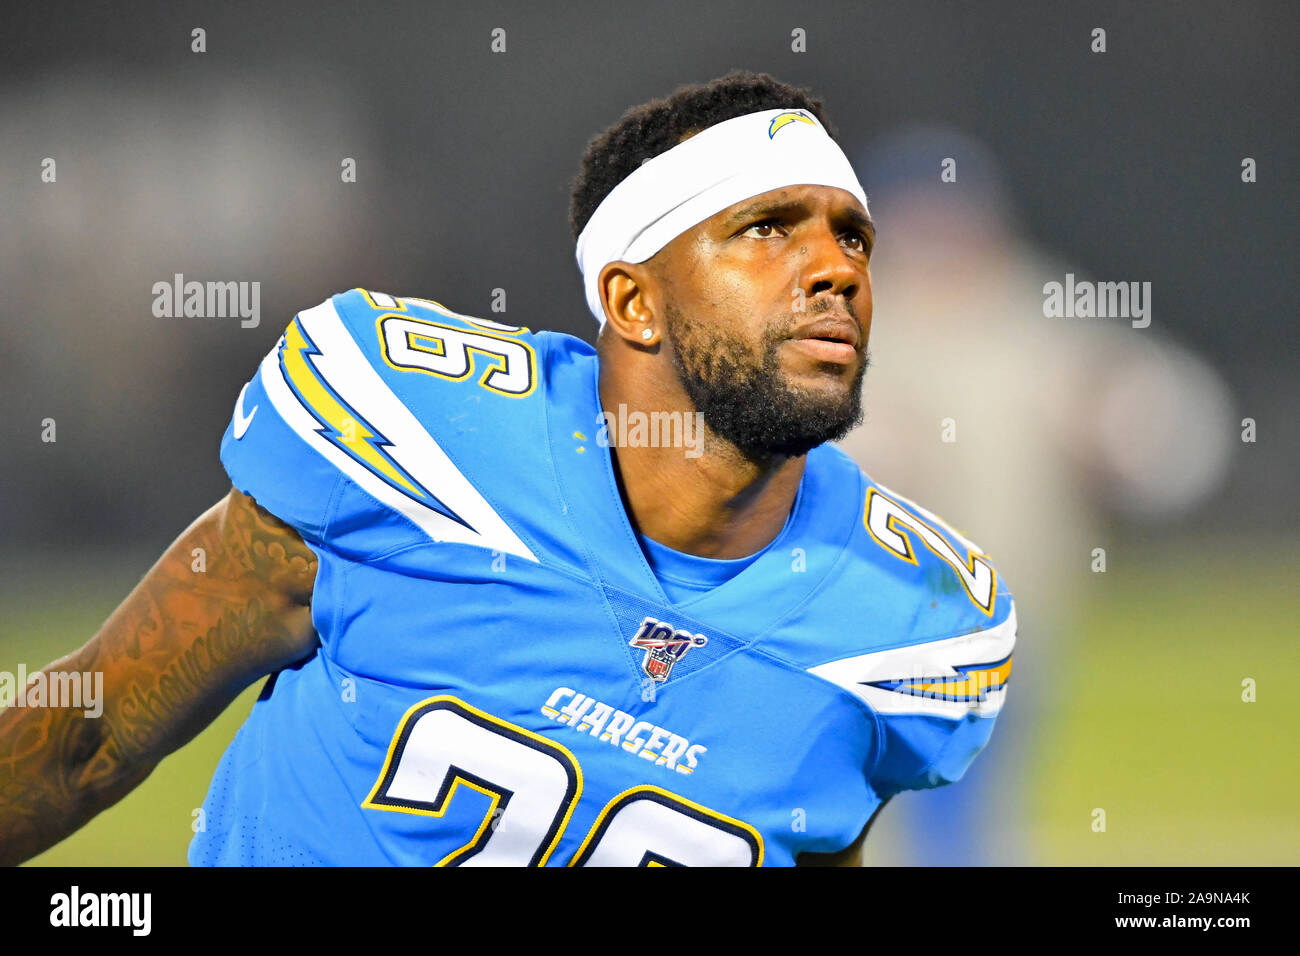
[[598, 259, 661, 347]]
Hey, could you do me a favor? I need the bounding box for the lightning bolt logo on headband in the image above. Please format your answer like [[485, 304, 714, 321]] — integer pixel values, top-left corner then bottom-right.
[[767, 110, 816, 138]]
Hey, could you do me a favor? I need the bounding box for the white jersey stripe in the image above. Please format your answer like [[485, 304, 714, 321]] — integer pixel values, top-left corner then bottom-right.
[[807, 603, 1017, 719]]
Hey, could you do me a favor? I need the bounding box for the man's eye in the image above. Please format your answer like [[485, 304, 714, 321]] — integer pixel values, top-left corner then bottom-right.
[[742, 220, 781, 238]]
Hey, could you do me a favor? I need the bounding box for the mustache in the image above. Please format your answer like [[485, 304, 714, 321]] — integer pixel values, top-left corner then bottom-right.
[[766, 296, 863, 347], [808, 296, 858, 320]]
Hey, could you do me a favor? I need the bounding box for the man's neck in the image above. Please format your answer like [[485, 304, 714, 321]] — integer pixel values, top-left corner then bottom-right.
[[598, 377, 806, 560]]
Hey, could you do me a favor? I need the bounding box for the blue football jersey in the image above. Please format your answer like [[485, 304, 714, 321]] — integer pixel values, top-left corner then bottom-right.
[[189, 289, 1017, 866]]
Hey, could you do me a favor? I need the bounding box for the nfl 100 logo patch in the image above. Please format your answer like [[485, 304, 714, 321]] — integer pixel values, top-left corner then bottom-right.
[[629, 617, 709, 682]]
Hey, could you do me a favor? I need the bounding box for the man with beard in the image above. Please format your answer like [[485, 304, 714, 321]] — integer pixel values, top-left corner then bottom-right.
[[0, 72, 1016, 867]]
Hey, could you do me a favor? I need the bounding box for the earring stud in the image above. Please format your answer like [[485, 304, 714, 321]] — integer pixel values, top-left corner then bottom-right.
[[641, 328, 654, 341]]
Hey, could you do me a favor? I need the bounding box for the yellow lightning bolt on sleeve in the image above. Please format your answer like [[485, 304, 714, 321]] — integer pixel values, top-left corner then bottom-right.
[[282, 320, 425, 499], [902, 657, 1013, 701]]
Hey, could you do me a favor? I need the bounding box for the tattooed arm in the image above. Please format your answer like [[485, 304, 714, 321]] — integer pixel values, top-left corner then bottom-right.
[[0, 487, 319, 865]]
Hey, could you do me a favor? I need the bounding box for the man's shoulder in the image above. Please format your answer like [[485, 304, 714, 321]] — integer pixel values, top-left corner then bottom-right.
[[330, 287, 590, 379], [798, 444, 1017, 734], [220, 288, 585, 562], [818, 442, 1013, 633], [300, 288, 603, 439]]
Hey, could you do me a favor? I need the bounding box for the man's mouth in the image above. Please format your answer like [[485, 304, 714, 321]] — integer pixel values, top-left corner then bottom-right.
[[786, 316, 861, 364]]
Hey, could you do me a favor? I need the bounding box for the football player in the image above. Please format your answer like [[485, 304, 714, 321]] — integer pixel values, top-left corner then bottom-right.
[[0, 71, 1015, 866]]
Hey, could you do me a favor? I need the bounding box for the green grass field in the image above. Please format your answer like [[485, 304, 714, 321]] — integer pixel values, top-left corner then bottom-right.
[[4, 536, 1296, 865], [1025, 538, 1297, 865]]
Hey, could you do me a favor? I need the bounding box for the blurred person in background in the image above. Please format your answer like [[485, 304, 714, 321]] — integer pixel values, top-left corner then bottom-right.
[[837, 125, 1234, 865]]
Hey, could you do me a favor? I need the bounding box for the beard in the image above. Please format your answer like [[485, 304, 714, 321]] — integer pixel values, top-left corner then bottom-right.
[[663, 301, 867, 462]]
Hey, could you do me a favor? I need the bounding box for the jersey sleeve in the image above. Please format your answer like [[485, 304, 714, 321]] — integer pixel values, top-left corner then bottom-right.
[[218, 289, 542, 563], [218, 291, 432, 558], [219, 320, 345, 546], [807, 590, 1017, 800], [865, 601, 1017, 798]]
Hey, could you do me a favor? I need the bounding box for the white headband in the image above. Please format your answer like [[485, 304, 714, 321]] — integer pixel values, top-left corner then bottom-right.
[[574, 107, 868, 326]]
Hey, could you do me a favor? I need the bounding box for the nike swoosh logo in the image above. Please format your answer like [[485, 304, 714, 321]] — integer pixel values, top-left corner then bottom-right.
[[233, 382, 259, 439]]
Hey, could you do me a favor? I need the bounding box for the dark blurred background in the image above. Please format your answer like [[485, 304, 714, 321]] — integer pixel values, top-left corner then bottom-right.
[[2, 0, 1296, 865]]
